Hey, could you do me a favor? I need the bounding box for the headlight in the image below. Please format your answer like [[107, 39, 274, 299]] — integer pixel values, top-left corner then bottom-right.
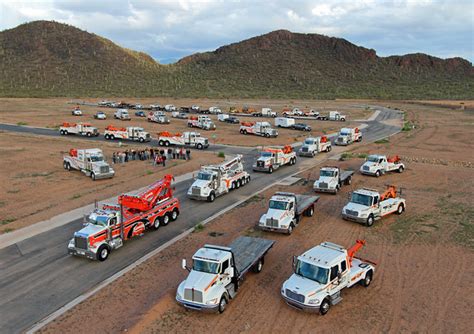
[[206, 298, 218, 305], [308, 298, 320, 305], [176, 291, 182, 300]]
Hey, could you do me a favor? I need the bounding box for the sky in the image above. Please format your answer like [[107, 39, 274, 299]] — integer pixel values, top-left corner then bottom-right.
[[0, 0, 473, 64]]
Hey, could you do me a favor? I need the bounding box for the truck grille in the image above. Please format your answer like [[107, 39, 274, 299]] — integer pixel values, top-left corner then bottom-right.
[[301, 147, 309, 152], [285, 289, 305, 303], [346, 210, 358, 217], [74, 236, 88, 250], [192, 187, 201, 195], [363, 166, 370, 171], [184, 288, 203, 303], [100, 166, 109, 173], [257, 161, 265, 167], [318, 182, 328, 188], [266, 218, 279, 227]]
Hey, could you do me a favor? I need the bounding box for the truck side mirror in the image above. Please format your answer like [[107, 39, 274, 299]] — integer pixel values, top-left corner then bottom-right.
[[347, 192, 351, 200], [182, 259, 190, 272], [292, 255, 297, 272]]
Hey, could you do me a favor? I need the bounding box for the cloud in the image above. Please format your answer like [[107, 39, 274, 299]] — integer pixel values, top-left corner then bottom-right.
[[0, 0, 472, 63]]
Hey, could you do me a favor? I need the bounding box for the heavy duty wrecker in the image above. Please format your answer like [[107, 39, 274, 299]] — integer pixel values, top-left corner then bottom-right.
[[253, 145, 297, 173], [335, 127, 362, 146], [158, 131, 209, 149], [298, 136, 332, 157], [59, 122, 99, 137], [281, 239, 375, 315], [239, 121, 278, 138], [187, 115, 216, 130], [104, 125, 151, 142], [68, 174, 180, 261], [342, 185, 406, 226]]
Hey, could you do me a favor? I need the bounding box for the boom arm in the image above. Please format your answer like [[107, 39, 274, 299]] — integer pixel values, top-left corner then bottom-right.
[[347, 239, 366, 267]]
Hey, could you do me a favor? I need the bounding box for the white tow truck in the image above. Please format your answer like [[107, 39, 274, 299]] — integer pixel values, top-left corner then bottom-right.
[[188, 115, 216, 131], [59, 122, 99, 137], [114, 109, 131, 120], [313, 167, 354, 194], [281, 240, 375, 315], [104, 125, 151, 142], [335, 127, 362, 146], [63, 148, 114, 180], [177, 236, 275, 313], [147, 111, 170, 124], [239, 121, 278, 138], [298, 136, 332, 157], [187, 155, 251, 202], [164, 104, 177, 112], [342, 185, 406, 227], [258, 192, 319, 234], [158, 131, 209, 149], [329, 111, 346, 121], [253, 145, 297, 173], [71, 106, 82, 116], [360, 155, 405, 177]]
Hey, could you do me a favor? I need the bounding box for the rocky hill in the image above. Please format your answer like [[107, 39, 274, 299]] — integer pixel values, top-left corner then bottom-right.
[[0, 21, 472, 99]]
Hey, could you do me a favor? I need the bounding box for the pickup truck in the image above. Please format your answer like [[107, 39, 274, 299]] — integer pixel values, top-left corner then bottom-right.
[[177, 236, 274, 313], [258, 192, 319, 234], [313, 167, 354, 194], [360, 155, 405, 177]]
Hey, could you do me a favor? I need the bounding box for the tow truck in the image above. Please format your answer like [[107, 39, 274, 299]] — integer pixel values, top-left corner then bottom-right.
[[298, 136, 332, 157], [258, 192, 319, 234], [59, 122, 99, 137], [313, 167, 354, 194], [335, 127, 362, 146], [147, 111, 170, 124], [63, 148, 114, 180], [239, 121, 278, 138], [281, 240, 375, 315], [71, 106, 82, 116], [360, 155, 405, 177], [253, 145, 296, 173], [342, 185, 406, 226], [177, 236, 274, 313], [114, 109, 131, 120], [187, 155, 250, 202], [158, 131, 209, 149], [104, 125, 151, 142], [68, 175, 180, 261], [188, 115, 216, 130]]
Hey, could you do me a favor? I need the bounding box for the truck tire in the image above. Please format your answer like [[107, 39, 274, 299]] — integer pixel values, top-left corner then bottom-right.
[[287, 224, 294, 235], [366, 215, 374, 227], [319, 298, 330, 315], [105, 134, 110, 140], [139, 137, 145, 143], [346, 176, 352, 185], [208, 192, 216, 202], [246, 176, 251, 183], [97, 245, 110, 261], [236, 179, 241, 188], [110, 135, 115, 140], [171, 208, 179, 221], [218, 296, 227, 314], [86, 132, 92, 137], [305, 206, 314, 217], [159, 140, 165, 146], [91, 172, 96, 181], [164, 141, 170, 146], [327, 146, 332, 152], [197, 143, 203, 149], [265, 133, 270, 138], [63, 162, 71, 170], [397, 204, 405, 215], [341, 118, 346, 122], [334, 184, 340, 194], [375, 170, 381, 177], [60, 130, 65, 135], [361, 270, 373, 287], [64, 130, 69, 135], [268, 166, 273, 173], [252, 258, 264, 273], [398, 166, 404, 173], [161, 213, 170, 226], [153, 216, 161, 230]]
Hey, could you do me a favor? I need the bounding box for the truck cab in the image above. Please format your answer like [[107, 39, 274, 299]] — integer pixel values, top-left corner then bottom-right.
[[335, 127, 361, 146], [129, 127, 151, 142], [63, 148, 115, 180], [253, 146, 296, 173], [329, 111, 346, 121], [114, 109, 131, 120], [360, 155, 405, 177]]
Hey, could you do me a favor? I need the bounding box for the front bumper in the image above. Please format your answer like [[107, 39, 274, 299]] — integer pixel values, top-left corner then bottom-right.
[[281, 293, 320, 313], [68, 246, 97, 260], [342, 213, 367, 223], [298, 151, 315, 157], [360, 169, 377, 176], [335, 141, 349, 146], [258, 224, 289, 234], [314, 186, 337, 194], [253, 165, 271, 172], [93, 171, 115, 180], [176, 295, 219, 313], [187, 193, 208, 201]]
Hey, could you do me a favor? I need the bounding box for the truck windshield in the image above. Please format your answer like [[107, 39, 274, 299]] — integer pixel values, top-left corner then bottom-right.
[[367, 156, 379, 162], [88, 215, 108, 227], [197, 172, 212, 181], [193, 259, 220, 274], [269, 200, 288, 210], [89, 155, 104, 162], [351, 193, 372, 206], [340, 130, 350, 135], [304, 139, 315, 145], [320, 170, 335, 177], [295, 260, 328, 284], [261, 152, 273, 158]]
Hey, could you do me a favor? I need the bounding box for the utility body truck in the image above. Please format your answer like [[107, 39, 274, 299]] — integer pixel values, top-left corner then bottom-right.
[[187, 155, 250, 202], [147, 111, 170, 124], [104, 125, 151, 142], [313, 167, 354, 193], [335, 127, 362, 146], [177, 236, 274, 313], [63, 148, 114, 180], [360, 155, 405, 177], [239, 122, 278, 137], [281, 239, 375, 315], [188, 116, 216, 130], [253, 145, 296, 173], [275, 117, 295, 128], [342, 185, 406, 227], [258, 192, 319, 234], [114, 109, 131, 120], [59, 122, 99, 137], [68, 175, 180, 261], [158, 131, 209, 149], [298, 136, 331, 157]]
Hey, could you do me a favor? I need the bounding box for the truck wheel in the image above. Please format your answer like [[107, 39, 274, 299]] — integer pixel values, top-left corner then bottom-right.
[[60, 130, 65, 135], [86, 132, 92, 137], [197, 143, 203, 149], [63, 162, 71, 170], [366, 215, 374, 227], [64, 130, 69, 135], [398, 166, 404, 173], [139, 137, 144, 143], [110, 135, 115, 140], [252, 258, 264, 273], [97, 245, 110, 261], [91, 172, 96, 181], [158, 140, 164, 146], [265, 133, 270, 138], [341, 118, 346, 122], [361, 271, 373, 287], [334, 185, 340, 194], [236, 179, 241, 188], [246, 176, 251, 183], [171, 209, 179, 221], [328, 146, 332, 152], [375, 170, 381, 177], [165, 141, 170, 146], [319, 298, 330, 315], [397, 204, 405, 215], [346, 176, 352, 185], [268, 166, 273, 173], [218, 296, 227, 314], [161, 213, 170, 226], [153, 216, 161, 230], [105, 134, 110, 140], [305, 206, 314, 217], [287, 224, 294, 235], [243, 130, 248, 135], [208, 192, 216, 202]]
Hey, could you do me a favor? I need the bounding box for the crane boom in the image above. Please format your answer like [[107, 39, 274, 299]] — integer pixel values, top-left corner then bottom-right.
[[347, 239, 366, 267], [119, 174, 174, 211]]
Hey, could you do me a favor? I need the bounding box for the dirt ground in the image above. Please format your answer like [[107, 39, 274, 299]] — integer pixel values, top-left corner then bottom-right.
[[0, 132, 222, 233], [40, 102, 474, 333], [0, 98, 371, 147]]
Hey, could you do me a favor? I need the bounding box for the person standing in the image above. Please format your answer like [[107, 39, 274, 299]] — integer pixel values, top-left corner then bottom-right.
[[162, 154, 166, 167], [186, 148, 191, 160]]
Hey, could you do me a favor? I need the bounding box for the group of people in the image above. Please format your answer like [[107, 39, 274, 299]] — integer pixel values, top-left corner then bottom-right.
[[112, 147, 191, 167]]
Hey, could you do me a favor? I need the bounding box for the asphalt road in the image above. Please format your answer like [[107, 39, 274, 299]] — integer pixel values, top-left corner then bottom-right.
[[0, 106, 402, 334]]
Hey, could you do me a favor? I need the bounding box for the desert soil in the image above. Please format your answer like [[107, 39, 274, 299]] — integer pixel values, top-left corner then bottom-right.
[[0, 131, 222, 233], [40, 102, 474, 333], [0, 98, 371, 147]]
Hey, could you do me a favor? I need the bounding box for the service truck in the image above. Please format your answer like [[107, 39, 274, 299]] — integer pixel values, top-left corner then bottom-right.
[[158, 131, 209, 149], [147, 111, 170, 124], [71, 106, 82, 116], [59, 122, 99, 137], [253, 145, 296, 173], [177, 236, 274, 313], [104, 125, 151, 142], [360, 155, 405, 177], [68, 175, 180, 261], [329, 111, 346, 121], [313, 167, 354, 194], [262, 107, 277, 117], [275, 117, 295, 128], [188, 155, 250, 202], [342, 185, 406, 227], [209, 106, 222, 114], [114, 109, 131, 120], [335, 127, 362, 146], [281, 239, 375, 315], [164, 104, 177, 112], [63, 148, 114, 180], [258, 192, 319, 234], [239, 121, 278, 138], [188, 115, 216, 131], [298, 136, 332, 157]]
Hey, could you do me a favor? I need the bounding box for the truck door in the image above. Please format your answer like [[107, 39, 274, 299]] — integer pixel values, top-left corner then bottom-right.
[[372, 196, 382, 218], [220, 258, 233, 287], [328, 264, 344, 294]]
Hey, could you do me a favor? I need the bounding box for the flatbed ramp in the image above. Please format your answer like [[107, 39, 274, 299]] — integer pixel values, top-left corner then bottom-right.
[[295, 194, 320, 215], [230, 237, 274, 276]]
